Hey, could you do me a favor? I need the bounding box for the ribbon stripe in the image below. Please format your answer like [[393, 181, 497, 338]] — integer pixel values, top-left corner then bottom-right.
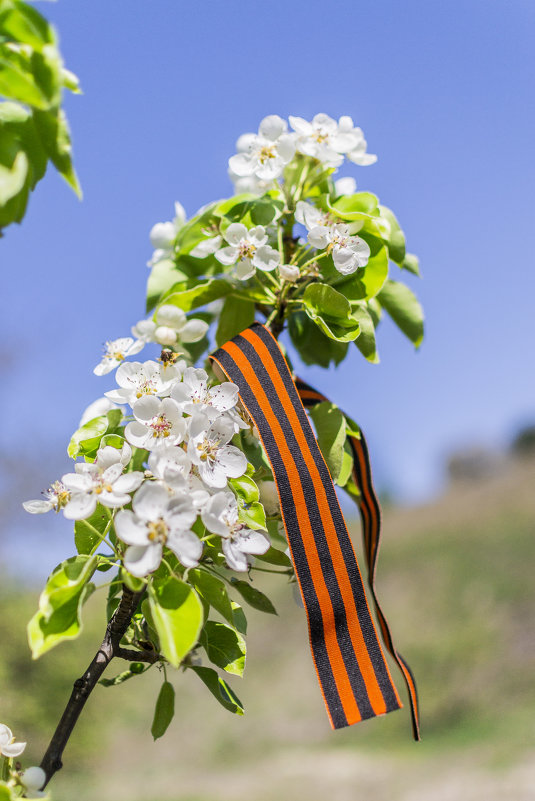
[[295, 377, 421, 741], [211, 323, 402, 729]]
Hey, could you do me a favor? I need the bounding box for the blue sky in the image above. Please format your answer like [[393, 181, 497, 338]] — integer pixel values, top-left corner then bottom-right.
[[2, 0, 535, 571]]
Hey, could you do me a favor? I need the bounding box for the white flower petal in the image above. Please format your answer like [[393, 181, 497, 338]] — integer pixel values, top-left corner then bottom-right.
[[132, 394, 161, 422], [237, 529, 270, 555], [132, 481, 169, 521], [258, 114, 287, 141], [179, 318, 209, 343], [215, 245, 239, 266], [113, 472, 144, 494], [23, 499, 54, 514], [228, 152, 255, 177], [235, 258, 255, 280], [156, 305, 187, 330], [2, 740, 27, 758], [63, 493, 97, 521], [216, 446, 247, 478], [167, 530, 203, 568], [254, 244, 280, 272], [222, 539, 248, 572], [154, 326, 178, 346], [125, 420, 150, 449], [224, 223, 249, 246], [124, 544, 162, 577], [115, 509, 150, 546], [150, 221, 176, 250]]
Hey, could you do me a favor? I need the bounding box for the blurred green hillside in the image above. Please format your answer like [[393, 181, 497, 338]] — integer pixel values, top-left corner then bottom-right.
[[1, 454, 535, 801]]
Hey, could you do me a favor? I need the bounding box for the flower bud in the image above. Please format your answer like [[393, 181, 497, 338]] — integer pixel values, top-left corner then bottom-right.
[[154, 326, 178, 346], [23, 766, 46, 792], [279, 263, 300, 282], [258, 480, 280, 516]]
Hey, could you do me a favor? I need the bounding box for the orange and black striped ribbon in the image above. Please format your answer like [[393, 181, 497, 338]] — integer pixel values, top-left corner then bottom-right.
[[295, 376, 421, 740], [211, 323, 402, 729]]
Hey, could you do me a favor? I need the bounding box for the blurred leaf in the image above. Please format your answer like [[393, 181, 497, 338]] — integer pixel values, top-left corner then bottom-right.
[[378, 204, 406, 265], [151, 680, 175, 740], [402, 252, 421, 276], [255, 546, 292, 568], [201, 620, 246, 676], [378, 279, 424, 347], [27, 555, 97, 658], [146, 258, 188, 312], [190, 665, 244, 715], [148, 576, 203, 668], [33, 108, 81, 196], [67, 415, 108, 459], [309, 401, 347, 483], [216, 294, 255, 346], [351, 304, 379, 363], [230, 578, 277, 615], [0, 148, 27, 203], [161, 277, 232, 312], [189, 568, 234, 625]]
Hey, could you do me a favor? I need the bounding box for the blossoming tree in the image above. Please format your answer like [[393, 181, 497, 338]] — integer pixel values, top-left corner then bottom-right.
[[3, 108, 423, 798]]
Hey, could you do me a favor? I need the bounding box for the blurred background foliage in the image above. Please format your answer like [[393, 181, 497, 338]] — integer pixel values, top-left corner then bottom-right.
[[2, 431, 534, 801]]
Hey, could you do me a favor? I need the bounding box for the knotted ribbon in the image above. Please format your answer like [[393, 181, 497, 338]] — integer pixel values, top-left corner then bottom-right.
[[211, 323, 418, 734]]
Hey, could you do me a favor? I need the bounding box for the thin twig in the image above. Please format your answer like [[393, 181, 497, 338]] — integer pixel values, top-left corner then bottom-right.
[[39, 586, 144, 788]]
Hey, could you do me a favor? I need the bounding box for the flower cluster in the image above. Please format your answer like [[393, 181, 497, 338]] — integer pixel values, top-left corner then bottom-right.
[[24, 356, 271, 577]]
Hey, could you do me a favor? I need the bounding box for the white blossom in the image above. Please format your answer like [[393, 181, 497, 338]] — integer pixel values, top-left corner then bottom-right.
[[334, 176, 357, 196], [171, 367, 239, 420], [23, 480, 71, 515], [126, 396, 186, 450], [279, 263, 300, 282], [188, 414, 246, 488], [147, 201, 186, 267], [0, 723, 26, 757], [215, 222, 280, 280], [94, 337, 144, 376], [228, 115, 295, 181], [105, 360, 181, 406], [228, 165, 270, 196], [115, 482, 201, 576], [290, 113, 376, 168], [201, 492, 269, 571], [148, 444, 191, 492], [61, 459, 144, 521], [132, 305, 208, 348], [296, 200, 370, 275]]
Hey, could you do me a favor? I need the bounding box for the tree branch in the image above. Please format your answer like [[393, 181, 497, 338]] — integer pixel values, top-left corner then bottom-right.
[[39, 586, 144, 788]]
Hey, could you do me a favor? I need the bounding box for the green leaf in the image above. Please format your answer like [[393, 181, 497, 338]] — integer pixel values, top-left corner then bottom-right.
[[146, 258, 188, 312], [255, 545, 292, 568], [151, 681, 175, 740], [216, 294, 255, 346], [188, 568, 234, 625], [351, 305, 379, 363], [402, 252, 421, 276], [337, 445, 354, 487], [27, 554, 98, 658], [33, 108, 81, 197], [303, 283, 360, 343], [330, 191, 379, 220], [288, 311, 348, 368], [160, 277, 232, 312], [201, 620, 246, 676], [229, 473, 259, 504], [148, 576, 203, 668], [0, 2, 55, 52], [74, 503, 109, 554], [230, 578, 277, 615], [190, 665, 244, 715], [0, 147, 28, 203], [231, 601, 247, 634], [378, 279, 424, 347], [378, 205, 406, 265], [237, 500, 266, 531], [0, 47, 50, 109], [67, 415, 108, 459], [309, 401, 347, 483]]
